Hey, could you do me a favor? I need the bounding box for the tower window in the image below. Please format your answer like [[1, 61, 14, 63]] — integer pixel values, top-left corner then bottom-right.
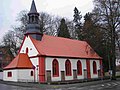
[[35, 16, 38, 23], [29, 16, 32, 23], [32, 16, 34, 22]]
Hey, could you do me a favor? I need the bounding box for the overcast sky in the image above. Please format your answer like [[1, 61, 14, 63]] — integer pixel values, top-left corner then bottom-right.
[[0, 0, 94, 40]]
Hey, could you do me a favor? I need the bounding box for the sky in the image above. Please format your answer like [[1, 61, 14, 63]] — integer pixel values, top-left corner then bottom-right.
[[0, 0, 94, 40]]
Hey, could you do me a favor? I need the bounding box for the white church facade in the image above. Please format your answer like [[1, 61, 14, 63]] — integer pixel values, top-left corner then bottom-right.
[[3, 0, 103, 83]]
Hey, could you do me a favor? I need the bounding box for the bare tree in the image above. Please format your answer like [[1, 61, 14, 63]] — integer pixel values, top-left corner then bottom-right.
[[39, 12, 61, 36], [1, 30, 20, 57], [93, 0, 120, 79]]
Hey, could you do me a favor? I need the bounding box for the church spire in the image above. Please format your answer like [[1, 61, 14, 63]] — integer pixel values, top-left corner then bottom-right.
[[29, 0, 38, 14], [26, 0, 42, 41], [28, 0, 39, 24]]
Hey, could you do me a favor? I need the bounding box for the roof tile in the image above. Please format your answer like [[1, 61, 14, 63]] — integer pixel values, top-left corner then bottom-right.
[[4, 53, 34, 70], [30, 35, 102, 59]]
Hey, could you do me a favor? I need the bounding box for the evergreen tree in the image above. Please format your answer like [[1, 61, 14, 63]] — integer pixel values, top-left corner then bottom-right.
[[58, 18, 70, 38], [73, 7, 82, 40], [83, 12, 109, 71], [83, 13, 93, 42]]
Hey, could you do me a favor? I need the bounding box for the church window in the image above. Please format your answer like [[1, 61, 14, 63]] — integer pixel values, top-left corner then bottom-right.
[[52, 59, 59, 77], [65, 59, 71, 76], [31, 71, 33, 76], [77, 60, 82, 75], [93, 61, 97, 74], [26, 47, 29, 54], [8, 72, 12, 77]]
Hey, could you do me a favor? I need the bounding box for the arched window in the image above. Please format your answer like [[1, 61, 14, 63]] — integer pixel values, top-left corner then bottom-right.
[[65, 59, 71, 76], [52, 59, 59, 77], [77, 60, 82, 75], [31, 71, 33, 76], [26, 47, 29, 54], [93, 61, 97, 74]]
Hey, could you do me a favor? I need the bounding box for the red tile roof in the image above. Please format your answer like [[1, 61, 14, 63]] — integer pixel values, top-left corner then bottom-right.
[[4, 53, 34, 70], [30, 35, 102, 59]]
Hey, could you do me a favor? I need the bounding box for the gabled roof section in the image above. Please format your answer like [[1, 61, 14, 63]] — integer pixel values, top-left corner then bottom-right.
[[29, 35, 102, 59], [29, 0, 38, 14], [4, 53, 34, 70]]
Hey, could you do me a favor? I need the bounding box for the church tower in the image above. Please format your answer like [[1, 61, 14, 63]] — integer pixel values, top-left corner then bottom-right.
[[26, 0, 42, 40]]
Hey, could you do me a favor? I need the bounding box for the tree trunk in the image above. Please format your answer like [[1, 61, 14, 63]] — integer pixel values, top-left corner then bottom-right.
[[111, 28, 116, 80]]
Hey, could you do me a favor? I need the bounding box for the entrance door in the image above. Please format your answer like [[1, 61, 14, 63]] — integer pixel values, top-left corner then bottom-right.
[[86, 60, 91, 79]]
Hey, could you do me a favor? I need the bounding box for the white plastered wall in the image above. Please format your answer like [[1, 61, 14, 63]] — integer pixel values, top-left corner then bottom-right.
[[45, 57, 87, 81], [20, 36, 39, 56], [17, 69, 34, 82], [3, 70, 18, 82], [30, 58, 39, 82], [3, 69, 34, 82], [90, 60, 100, 78], [45, 57, 62, 81], [20, 36, 39, 82]]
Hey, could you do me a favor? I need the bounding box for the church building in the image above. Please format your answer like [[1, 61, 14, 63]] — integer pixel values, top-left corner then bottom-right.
[[3, 0, 103, 83]]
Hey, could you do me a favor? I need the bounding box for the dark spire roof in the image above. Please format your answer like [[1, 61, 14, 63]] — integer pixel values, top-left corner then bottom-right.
[[29, 0, 38, 14]]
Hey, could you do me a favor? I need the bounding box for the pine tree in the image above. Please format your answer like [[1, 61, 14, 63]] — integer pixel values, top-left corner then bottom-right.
[[58, 18, 70, 38], [73, 7, 82, 40]]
